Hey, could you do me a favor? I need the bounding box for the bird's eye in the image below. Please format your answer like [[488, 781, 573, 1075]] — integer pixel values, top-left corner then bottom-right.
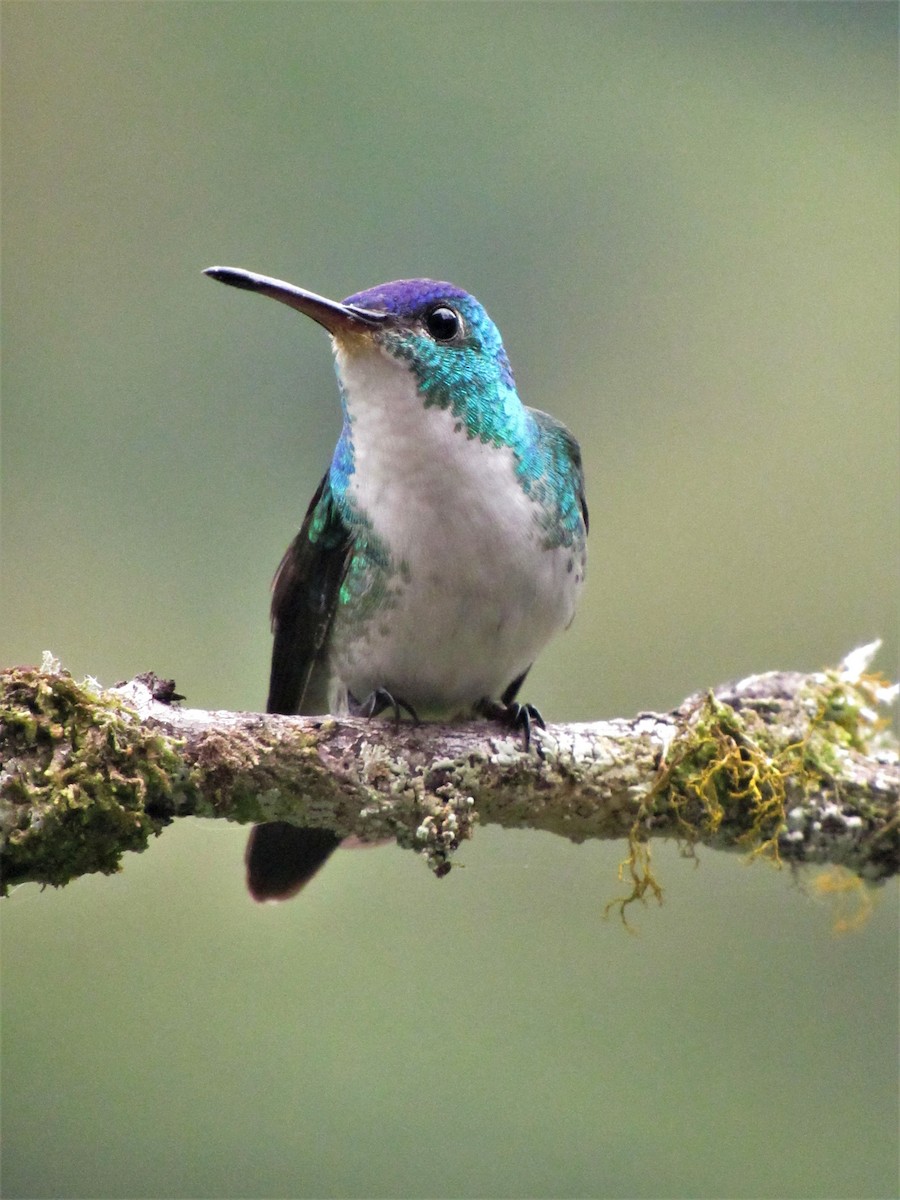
[[425, 306, 461, 341]]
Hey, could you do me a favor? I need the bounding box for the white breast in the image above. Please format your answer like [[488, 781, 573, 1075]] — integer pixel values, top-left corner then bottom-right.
[[329, 344, 583, 715]]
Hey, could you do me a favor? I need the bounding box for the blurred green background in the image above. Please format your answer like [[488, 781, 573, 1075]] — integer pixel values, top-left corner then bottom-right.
[[2, 4, 897, 1199]]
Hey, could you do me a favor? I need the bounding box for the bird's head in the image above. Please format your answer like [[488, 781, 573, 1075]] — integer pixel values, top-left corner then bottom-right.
[[204, 267, 517, 415]]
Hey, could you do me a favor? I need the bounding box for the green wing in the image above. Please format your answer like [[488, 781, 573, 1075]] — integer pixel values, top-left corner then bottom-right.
[[528, 408, 589, 538]]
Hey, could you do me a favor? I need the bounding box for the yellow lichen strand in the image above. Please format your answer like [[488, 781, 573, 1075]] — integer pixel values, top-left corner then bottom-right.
[[810, 866, 875, 935], [0, 664, 186, 892], [655, 692, 789, 865], [604, 813, 664, 929]]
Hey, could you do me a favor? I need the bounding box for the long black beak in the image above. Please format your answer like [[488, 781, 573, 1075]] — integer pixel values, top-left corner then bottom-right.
[[204, 266, 387, 335]]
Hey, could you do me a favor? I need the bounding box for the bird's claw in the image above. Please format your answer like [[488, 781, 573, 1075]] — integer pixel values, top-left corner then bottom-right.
[[350, 687, 420, 727], [476, 697, 546, 752]]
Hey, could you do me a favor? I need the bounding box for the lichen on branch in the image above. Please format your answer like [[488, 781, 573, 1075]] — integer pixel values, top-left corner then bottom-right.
[[0, 645, 897, 898]]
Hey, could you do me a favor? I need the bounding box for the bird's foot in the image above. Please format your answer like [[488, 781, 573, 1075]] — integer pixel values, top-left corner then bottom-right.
[[476, 697, 546, 751], [349, 687, 420, 727]]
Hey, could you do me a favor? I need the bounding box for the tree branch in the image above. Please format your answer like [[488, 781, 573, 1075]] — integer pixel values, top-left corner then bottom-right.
[[1, 645, 897, 900]]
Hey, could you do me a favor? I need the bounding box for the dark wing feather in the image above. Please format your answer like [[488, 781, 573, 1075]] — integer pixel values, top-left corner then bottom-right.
[[562, 422, 589, 534], [266, 473, 353, 716], [250, 474, 352, 901]]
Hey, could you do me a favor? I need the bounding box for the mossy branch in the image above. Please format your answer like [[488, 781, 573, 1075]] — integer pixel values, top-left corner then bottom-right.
[[1, 645, 897, 900]]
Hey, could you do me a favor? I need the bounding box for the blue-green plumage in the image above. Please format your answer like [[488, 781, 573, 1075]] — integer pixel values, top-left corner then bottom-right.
[[205, 266, 588, 898]]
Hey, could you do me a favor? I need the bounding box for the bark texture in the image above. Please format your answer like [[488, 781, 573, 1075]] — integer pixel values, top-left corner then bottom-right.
[[1, 645, 897, 898]]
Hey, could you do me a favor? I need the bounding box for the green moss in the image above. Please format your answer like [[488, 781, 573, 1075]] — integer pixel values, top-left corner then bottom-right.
[[662, 692, 789, 857], [0, 663, 187, 893], [606, 658, 896, 920]]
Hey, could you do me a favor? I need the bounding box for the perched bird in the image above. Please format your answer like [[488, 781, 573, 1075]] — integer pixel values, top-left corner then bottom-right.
[[205, 267, 588, 900]]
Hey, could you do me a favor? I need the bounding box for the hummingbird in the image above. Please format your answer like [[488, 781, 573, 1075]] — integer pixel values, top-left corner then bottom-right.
[[205, 266, 588, 900]]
